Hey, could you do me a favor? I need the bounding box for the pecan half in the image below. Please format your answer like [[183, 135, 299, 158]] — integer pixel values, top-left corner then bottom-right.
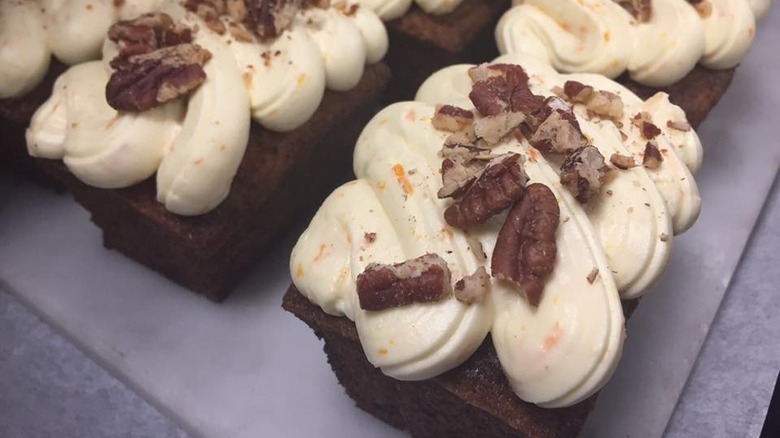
[[454, 266, 490, 305], [529, 97, 589, 154], [642, 141, 664, 169], [560, 146, 610, 203], [491, 183, 560, 307], [247, 0, 303, 40], [444, 153, 528, 229], [356, 253, 452, 311], [106, 13, 211, 112], [107, 44, 212, 111]]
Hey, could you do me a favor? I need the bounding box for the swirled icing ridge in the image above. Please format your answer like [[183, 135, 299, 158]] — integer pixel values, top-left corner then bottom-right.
[[496, 0, 770, 87]]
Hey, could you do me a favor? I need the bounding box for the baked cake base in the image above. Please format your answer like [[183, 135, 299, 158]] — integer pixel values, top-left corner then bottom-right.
[[0, 61, 67, 189], [282, 285, 599, 438], [37, 63, 391, 302]]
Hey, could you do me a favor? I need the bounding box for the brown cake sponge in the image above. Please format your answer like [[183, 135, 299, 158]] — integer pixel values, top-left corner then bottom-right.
[[35, 63, 391, 301], [283, 285, 603, 438]]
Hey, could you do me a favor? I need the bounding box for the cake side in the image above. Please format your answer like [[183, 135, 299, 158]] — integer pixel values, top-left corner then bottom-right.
[[283, 285, 596, 438]]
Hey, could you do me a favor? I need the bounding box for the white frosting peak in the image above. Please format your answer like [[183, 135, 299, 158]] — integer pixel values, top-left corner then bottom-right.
[[0, 0, 165, 99], [292, 55, 703, 407], [27, 1, 388, 215], [496, 0, 769, 86]]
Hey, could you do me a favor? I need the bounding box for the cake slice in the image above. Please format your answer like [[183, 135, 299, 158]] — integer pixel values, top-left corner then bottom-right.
[[25, 1, 391, 301], [284, 55, 704, 436], [495, 0, 771, 125]]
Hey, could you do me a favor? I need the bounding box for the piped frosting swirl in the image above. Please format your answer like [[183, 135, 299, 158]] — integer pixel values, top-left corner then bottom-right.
[[496, 0, 770, 87], [0, 0, 166, 99], [290, 53, 702, 407], [26, 0, 388, 215]]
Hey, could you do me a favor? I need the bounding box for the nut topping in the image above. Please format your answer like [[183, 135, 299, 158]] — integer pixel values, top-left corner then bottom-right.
[[444, 153, 528, 229], [642, 141, 664, 169], [561, 80, 624, 121], [560, 146, 610, 203], [357, 253, 452, 311], [610, 152, 638, 170], [529, 97, 589, 154], [106, 14, 211, 111], [633, 111, 662, 139], [454, 266, 490, 305], [247, 0, 304, 40], [432, 105, 474, 133], [491, 183, 560, 307]]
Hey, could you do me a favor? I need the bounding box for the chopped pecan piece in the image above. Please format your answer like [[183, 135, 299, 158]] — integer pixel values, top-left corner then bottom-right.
[[432, 105, 474, 133], [491, 183, 560, 307], [356, 253, 452, 311], [454, 266, 490, 305], [438, 153, 483, 199], [642, 141, 664, 169], [184, 0, 227, 34], [562, 81, 624, 121], [529, 97, 589, 154], [247, 0, 304, 40], [667, 119, 691, 132], [468, 63, 543, 117], [632, 111, 662, 139], [615, 0, 652, 22], [610, 152, 637, 169], [560, 146, 610, 203], [444, 154, 528, 229], [473, 111, 526, 145], [586, 268, 599, 284], [107, 44, 212, 111]]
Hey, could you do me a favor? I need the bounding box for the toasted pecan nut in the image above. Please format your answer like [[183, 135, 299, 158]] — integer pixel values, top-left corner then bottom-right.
[[106, 44, 212, 111], [491, 183, 560, 307], [468, 64, 543, 117], [642, 141, 664, 169], [610, 152, 637, 170], [432, 104, 474, 133], [247, 0, 304, 40], [560, 146, 610, 203], [454, 266, 490, 305], [444, 153, 528, 229], [357, 253, 452, 311], [632, 111, 662, 139], [562, 80, 624, 121], [529, 97, 589, 154]]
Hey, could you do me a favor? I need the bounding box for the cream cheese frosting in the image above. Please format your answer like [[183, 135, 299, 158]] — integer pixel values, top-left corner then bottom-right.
[[26, 1, 388, 215], [291, 54, 702, 407], [496, 0, 769, 87], [0, 0, 165, 99], [355, 0, 464, 21]]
